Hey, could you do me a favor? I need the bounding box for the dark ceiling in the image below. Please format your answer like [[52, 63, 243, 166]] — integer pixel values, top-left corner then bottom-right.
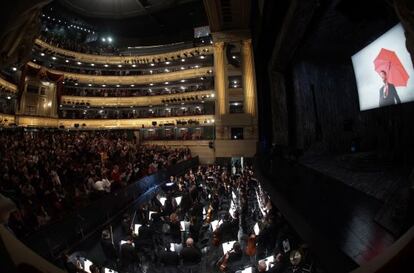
[[47, 0, 208, 45]]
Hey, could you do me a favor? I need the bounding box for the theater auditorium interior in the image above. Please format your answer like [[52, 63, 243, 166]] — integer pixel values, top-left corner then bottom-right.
[[0, 0, 413, 273]]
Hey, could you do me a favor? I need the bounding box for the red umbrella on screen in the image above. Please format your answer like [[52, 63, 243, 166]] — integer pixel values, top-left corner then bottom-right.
[[374, 48, 410, 87]]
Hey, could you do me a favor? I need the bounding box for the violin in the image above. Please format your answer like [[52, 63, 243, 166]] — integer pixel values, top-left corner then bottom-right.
[[212, 230, 221, 246], [205, 204, 214, 223], [216, 247, 233, 272], [245, 234, 256, 257]]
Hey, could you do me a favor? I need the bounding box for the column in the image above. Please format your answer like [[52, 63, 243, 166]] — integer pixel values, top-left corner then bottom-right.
[[213, 41, 227, 116], [241, 39, 257, 116]]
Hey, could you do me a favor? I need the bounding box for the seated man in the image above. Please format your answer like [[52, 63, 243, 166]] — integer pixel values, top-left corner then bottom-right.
[[158, 243, 180, 267], [100, 229, 117, 261], [218, 241, 243, 272], [180, 237, 202, 265], [120, 237, 137, 269]]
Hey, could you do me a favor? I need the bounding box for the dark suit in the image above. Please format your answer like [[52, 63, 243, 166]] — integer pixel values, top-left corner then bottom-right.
[[101, 238, 117, 260], [180, 246, 202, 264], [379, 83, 401, 107], [159, 250, 180, 266]]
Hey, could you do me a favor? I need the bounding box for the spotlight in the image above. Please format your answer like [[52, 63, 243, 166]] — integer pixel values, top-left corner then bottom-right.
[[77, 62, 82, 65], [118, 64, 122, 68], [107, 37, 113, 43], [65, 60, 69, 63], [130, 84, 135, 87], [6, 96, 11, 100], [11, 67, 17, 71], [102, 37, 106, 42], [132, 64, 136, 67], [181, 58, 185, 62], [40, 53, 45, 56], [150, 63, 155, 66], [104, 64, 109, 67], [116, 84, 120, 87], [165, 61, 171, 65], [91, 63, 95, 66], [52, 56, 57, 60]]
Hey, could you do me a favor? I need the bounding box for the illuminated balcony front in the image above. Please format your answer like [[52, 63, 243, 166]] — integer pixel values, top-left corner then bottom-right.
[[27, 62, 214, 85], [34, 38, 214, 65]]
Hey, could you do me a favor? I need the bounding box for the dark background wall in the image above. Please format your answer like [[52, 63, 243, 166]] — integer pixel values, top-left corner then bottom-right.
[[253, 0, 414, 166], [291, 59, 414, 165]]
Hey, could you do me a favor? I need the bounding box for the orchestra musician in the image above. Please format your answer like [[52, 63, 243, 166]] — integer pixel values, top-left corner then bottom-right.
[[216, 241, 243, 272]]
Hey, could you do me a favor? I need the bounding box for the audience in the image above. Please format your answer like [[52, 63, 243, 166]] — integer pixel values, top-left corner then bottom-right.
[[0, 129, 191, 237]]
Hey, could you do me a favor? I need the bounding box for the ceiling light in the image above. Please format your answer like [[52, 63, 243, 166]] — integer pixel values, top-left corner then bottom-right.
[[116, 84, 120, 87], [11, 67, 17, 71], [132, 64, 136, 67], [102, 37, 106, 42], [52, 56, 57, 60], [40, 53, 45, 56], [74, 83, 78, 86], [65, 60, 69, 63], [6, 96, 11, 100], [165, 61, 170, 65], [232, 56, 237, 59], [130, 84, 135, 87], [91, 63, 95, 66], [181, 58, 185, 62], [180, 79, 186, 82], [149, 83, 154, 86], [118, 64, 122, 68], [107, 37, 113, 43], [104, 64, 109, 67], [102, 84, 106, 87], [164, 82, 169, 85], [88, 83, 92, 86], [150, 63, 155, 66], [200, 55, 205, 59], [77, 62, 82, 65]]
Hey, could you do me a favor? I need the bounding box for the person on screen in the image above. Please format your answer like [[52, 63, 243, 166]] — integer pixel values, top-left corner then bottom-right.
[[379, 70, 401, 107]]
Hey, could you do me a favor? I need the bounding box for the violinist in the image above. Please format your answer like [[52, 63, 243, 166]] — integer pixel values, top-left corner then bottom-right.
[[216, 241, 242, 272]]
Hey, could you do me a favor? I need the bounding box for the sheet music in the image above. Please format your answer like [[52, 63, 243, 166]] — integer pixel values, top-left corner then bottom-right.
[[254, 222, 260, 236], [222, 240, 236, 253], [134, 224, 142, 235]]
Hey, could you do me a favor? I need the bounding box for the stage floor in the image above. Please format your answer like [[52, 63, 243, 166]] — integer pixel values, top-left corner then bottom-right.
[[258, 154, 399, 267]]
